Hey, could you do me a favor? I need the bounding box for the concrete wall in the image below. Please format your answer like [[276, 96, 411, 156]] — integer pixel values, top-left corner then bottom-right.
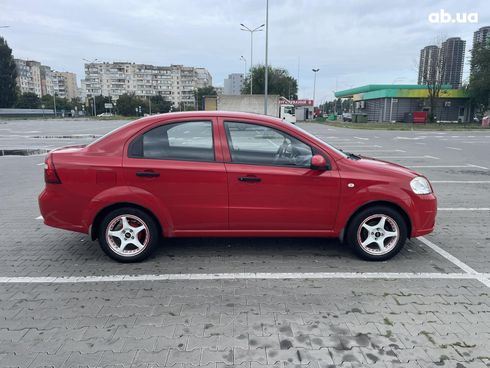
[[0, 108, 55, 117], [217, 95, 280, 117]]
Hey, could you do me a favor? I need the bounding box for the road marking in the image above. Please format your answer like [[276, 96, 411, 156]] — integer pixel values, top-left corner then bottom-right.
[[408, 165, 488, 169], [354, 137, 369, 140], [339, 145, 382, 148], [446, 147, 462, 151], [0, 272, 477, 284], [418, 236, 490, 288], [35, 216, 43, 220], [431, 180, 490, 184], [438, 208, 490, 211], [36, 162, 44, 166], [469, 164, 490, 170], [374, 155, 439, 160], [352, 149, 406, 153]]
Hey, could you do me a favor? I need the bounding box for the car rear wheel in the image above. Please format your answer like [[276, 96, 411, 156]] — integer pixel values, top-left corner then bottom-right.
[[346, 206, 407, 261], [98, 207, 159, 262]]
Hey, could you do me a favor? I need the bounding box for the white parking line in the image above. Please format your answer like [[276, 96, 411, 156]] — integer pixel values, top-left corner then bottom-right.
[[469, 164, 490, 170], [352, 150, 406, 153], [374, 156, 439, 160], [418, 236, 489, 288], [35, 216, 43, 220], [409, 165, 479, 169], [431, 180, 490, 184], [438, 208, 490, 211], [0, 272, 476, 284], [446, 147, 462, 151], [339, 145, 382, 148], [420, 238, 490, 287]]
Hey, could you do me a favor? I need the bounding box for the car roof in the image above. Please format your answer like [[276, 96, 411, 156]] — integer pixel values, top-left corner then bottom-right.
[[135, 110, 282, 124]]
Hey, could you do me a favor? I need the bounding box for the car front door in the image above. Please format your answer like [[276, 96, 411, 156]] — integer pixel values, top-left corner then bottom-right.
[[220, 119, 341, 231], [123, 118, 228, 232]]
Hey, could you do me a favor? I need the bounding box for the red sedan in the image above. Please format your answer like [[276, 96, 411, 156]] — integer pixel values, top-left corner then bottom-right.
[[39, 111, 437, 262]]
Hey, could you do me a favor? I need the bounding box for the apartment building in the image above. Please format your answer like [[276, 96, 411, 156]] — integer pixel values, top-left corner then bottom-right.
[[417, 37, 466, 89], [15, 59, 79, 99], [15, 59, 42, 96], [440, 37, 466, 89], [417, 45, 440, 85], [223, 73, 244, 95], [81, 62, 212, 106]]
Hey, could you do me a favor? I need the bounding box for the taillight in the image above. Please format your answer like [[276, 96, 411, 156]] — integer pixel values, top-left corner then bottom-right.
[[44, 153, 61, 184]]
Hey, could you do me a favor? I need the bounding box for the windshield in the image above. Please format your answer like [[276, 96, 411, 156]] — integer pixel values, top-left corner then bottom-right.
[[292, 125, 348, 158], [283, 106, 295, 115]]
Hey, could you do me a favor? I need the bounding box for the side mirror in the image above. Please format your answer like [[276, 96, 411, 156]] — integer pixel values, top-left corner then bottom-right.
[[310, 154, 327, 170]]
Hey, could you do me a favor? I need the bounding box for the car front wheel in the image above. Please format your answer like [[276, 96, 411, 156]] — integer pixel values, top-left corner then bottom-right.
[[98, 207, 159, 262], [346, 206, 407, 261]]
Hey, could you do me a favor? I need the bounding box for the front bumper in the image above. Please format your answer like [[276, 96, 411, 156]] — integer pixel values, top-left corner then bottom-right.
[[411, 193, 437, 237]]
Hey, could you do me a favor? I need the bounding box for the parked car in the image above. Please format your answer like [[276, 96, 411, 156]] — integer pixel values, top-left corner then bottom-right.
[[97, 112, 113, 117], [39, 111, 437, 262], [342, 113, 352, 122]]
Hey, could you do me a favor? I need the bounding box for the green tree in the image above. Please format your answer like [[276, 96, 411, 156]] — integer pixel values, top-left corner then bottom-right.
[[150, 94, 172, 113], [15, 92, 40, 108], [241, 65, 298, 99], [116, 93, 145, 116], [0, 37, 17, 107], [194, 86, 216, 110], [469, 41, 490, 114]]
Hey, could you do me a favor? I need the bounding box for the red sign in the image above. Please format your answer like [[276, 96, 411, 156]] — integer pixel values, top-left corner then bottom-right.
[[280, 99, 314, 106]]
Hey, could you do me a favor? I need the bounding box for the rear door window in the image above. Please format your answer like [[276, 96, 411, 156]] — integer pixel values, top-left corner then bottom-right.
[[129, 121, 214, 162]]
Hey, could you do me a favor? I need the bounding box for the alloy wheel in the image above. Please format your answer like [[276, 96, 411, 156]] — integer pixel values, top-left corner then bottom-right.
[[356, 214, 400, 256], [105, 214, 150, 257]]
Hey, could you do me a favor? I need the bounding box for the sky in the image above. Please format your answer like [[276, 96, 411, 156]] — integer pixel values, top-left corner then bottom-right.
[[0, 0, 488, 102]]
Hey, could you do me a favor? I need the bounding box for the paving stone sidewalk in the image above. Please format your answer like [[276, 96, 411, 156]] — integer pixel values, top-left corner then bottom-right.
[[0, 278, 488, 368]]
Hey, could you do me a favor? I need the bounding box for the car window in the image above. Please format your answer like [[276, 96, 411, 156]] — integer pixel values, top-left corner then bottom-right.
[[224, 121, 312, 167], [129, 121, 214, 161]]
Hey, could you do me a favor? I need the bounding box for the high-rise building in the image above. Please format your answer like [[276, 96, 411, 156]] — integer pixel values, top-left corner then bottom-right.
[[417, 37, 466, 89], [81, 62, 212, 107], [470, 26, 490, 75], [15, 59, 78, 99], [440, 37, 466, 88], [223, 73, 244, 95], [473, 26, 490, 47], [15, 59, 42, 96], [57, 72, 78, 100], [417, 45, 440, 85]]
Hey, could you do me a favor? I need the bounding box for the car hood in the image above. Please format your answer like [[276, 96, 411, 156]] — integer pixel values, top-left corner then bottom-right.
[[352, 155, 421, 178]]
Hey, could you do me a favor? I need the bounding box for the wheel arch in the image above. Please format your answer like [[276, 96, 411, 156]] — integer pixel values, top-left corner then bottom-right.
[[340, 200, 412, 243], [90, 202, 164, 241]]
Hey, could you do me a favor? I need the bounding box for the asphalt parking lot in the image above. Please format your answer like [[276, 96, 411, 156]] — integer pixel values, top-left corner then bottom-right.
[[0, 118, 489, 368]]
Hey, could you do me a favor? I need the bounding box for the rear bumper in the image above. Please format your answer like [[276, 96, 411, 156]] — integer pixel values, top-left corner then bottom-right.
[[410, 194, 437, 237], [38, 187, 87, 234]]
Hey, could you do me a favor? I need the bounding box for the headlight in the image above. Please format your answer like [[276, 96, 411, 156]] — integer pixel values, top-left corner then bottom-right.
[[410, 176, 432, 195]]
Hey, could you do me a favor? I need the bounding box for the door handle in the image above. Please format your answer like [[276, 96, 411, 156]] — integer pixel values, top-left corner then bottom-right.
[[136, 171, 160, 178], [238, 176, 261, 183]]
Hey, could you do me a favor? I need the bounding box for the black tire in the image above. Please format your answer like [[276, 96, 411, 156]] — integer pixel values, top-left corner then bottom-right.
[[98, 207, 160, 262], [346, 205, 407, 261]]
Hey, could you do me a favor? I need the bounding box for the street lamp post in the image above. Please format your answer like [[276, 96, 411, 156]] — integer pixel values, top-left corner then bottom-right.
[[312, 68, 320, 106], [240, 23, 264, 95], [53, 93, 57, 118], [264, 0, 269, 115]]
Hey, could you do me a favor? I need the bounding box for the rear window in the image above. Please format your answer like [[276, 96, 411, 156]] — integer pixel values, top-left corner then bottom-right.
[[128, 121, 214, 162]]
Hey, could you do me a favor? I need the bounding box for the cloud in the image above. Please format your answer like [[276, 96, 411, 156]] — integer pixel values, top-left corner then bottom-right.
[[1, 0, 487, 100]]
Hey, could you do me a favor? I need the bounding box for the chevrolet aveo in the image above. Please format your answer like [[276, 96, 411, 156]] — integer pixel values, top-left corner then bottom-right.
[[39, 111, 437, 262]]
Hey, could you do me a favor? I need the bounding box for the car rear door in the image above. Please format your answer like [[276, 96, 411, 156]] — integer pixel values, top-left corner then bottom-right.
[[123, 117, 228, 232], [219, 118, 341, 231]]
